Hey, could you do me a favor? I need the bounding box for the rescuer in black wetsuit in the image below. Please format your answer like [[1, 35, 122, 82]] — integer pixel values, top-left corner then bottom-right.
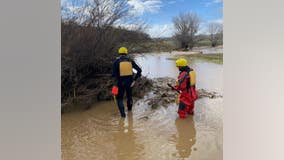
[[112, 47, 142, 117]]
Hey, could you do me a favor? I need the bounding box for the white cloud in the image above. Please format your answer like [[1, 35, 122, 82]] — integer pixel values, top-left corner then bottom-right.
[[210, 18, 223, 24], [147, 24, 174, 38], [204, 0, 223, 7], [198, 19, 223, 35], [127, 0, 162, 16], [115, 22, 146, 31], [197, 21, 208, 34]]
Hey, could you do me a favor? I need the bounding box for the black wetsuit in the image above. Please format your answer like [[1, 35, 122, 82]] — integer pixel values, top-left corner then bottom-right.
[[112, 55, 142, 117]]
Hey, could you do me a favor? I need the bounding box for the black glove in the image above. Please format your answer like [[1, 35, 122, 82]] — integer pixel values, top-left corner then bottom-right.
[[167, 83, 175, 90]]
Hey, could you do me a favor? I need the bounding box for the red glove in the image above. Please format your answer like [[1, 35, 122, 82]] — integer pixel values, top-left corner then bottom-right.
[[111, 86, 119, 95]]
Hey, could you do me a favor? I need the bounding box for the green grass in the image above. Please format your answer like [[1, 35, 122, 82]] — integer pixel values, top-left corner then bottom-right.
[[190, 53, 223, 64], [167, 53, 223, 64], [196, 39, 211, 47]]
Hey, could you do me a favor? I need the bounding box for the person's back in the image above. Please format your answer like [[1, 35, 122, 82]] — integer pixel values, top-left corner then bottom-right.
[[113, 55, 136, 85], [112, 47, 142, 117]]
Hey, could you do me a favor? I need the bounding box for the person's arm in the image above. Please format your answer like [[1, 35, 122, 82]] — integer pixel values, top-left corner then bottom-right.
[[132, 60, 142, 81], [112, 59, 119, 85], [173, 72, 188, 91]]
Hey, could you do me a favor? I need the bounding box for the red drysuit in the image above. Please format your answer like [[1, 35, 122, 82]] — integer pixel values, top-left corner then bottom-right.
[[173, 69, 198, 118]]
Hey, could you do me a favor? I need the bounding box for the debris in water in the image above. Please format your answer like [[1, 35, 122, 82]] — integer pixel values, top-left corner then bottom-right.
[[144, 77, 223, 110], [138, 116, 149, 121]]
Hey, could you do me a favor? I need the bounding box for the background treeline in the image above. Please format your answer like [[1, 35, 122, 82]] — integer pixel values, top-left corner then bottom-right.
[[172, 12, 223, 50]]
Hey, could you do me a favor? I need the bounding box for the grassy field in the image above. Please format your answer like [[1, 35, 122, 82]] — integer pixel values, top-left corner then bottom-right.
[[167, 53, 223, 64], [188, 53, 223, 64]]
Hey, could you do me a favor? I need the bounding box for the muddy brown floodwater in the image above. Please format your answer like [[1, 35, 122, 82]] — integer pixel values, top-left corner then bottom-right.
[[62, 52, 223, 160]]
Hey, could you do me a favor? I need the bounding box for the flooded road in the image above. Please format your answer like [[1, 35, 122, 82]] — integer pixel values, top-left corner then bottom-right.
[[62, 52, 223, 160]]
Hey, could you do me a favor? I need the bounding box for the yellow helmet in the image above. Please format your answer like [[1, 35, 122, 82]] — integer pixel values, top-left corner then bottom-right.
[[175, 58, 187, 67], [118, 47, 128, 54]]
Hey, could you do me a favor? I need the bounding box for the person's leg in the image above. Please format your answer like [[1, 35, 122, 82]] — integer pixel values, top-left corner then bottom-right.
[[178, 102, 187, 119], [188, 102, 194, 115], [125, 83, 133, 111], [117, 84, 126, 117]]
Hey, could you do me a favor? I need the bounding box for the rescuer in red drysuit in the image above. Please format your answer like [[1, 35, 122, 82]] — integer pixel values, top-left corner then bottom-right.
[[171, 58, 198, 119]]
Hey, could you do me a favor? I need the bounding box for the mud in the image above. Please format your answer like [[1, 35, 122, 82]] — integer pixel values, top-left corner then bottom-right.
[[144, 77, 222, 109]]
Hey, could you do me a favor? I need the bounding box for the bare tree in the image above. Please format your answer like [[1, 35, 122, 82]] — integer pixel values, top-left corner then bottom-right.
[[173, 12, 201, 50], [61, 0, 129, 99], [83, 0, 129, 27], [207, 22, 223, 47]]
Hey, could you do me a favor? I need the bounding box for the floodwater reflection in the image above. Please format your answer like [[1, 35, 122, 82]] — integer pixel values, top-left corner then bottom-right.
[[174, 116, 196, 159], [113, 112, 144, 160]]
